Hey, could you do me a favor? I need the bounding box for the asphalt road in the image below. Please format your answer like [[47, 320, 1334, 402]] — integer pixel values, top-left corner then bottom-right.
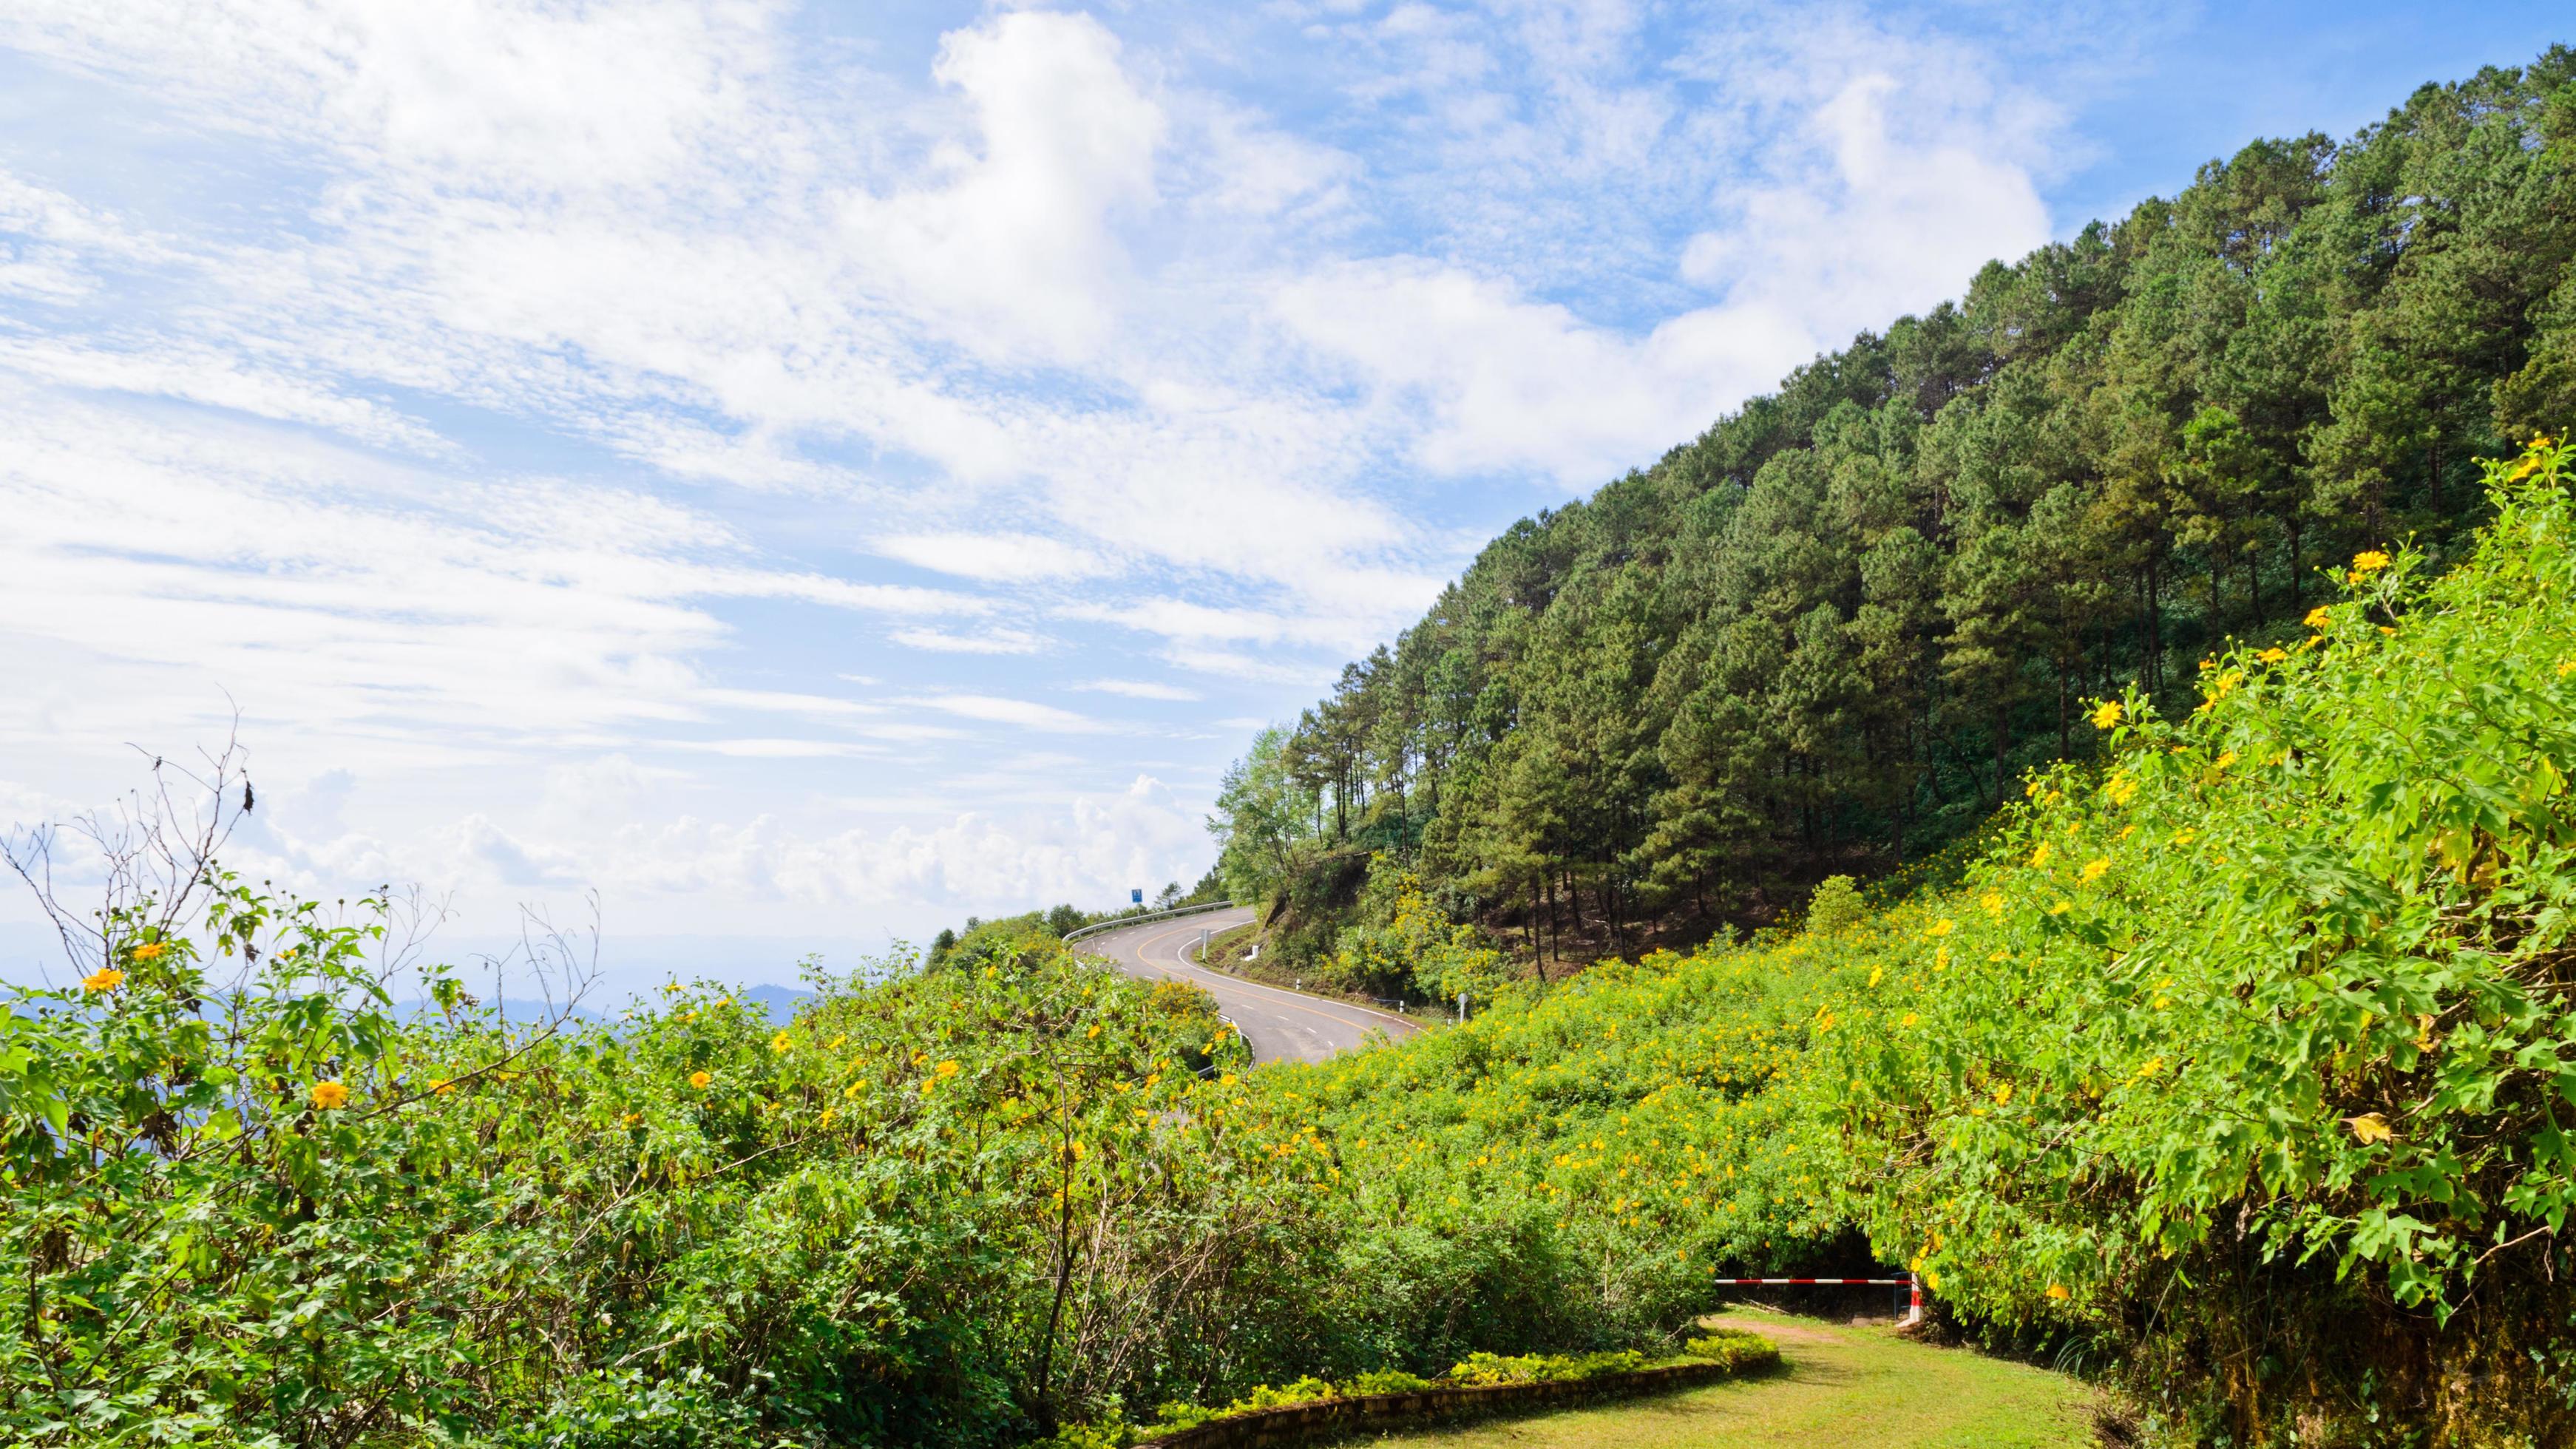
[[1076, 907, 1420, 1065]]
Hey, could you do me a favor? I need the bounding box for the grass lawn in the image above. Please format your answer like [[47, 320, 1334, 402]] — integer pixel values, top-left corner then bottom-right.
[[1362, 1311, 2099, 1448]]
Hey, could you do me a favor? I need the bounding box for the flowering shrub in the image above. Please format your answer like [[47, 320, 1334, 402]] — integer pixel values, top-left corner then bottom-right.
[[0, 900, 1350, 1448], [1826, 440, 2576, 1439], [1328, 858, 1511, 1004], [1678, 1330, 1779, 1372]]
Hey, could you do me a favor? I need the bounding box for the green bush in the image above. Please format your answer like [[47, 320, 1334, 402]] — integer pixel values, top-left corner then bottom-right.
[[1678, 1331, 1780, 1372], [1803, 875, 1865, 935], [0, 881, 1347, 1448], [1444, 1349, 1648, 1385]]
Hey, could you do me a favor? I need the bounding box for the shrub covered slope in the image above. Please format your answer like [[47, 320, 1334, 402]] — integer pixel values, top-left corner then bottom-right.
[[5, 445, 2575, 1445]]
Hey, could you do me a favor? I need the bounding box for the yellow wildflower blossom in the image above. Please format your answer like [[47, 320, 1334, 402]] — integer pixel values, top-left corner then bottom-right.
[[770, 1031, 793, 1053], [2256, 647, 2287, 663], [2090, 700, 2121, 730], [2081, 858, 2109, 883], [130, 942, 166, 963], [310, 1081, 350, 1110], [1926, 918, 1955, 937], [2047, 1283, 2070, 1300], [2305, 605, 2332, 628], [2350, 549, 2391, 574], [81, 967, 124, 993], [689, 1070, 713, 1090], [2029, 841, 2053, 868]]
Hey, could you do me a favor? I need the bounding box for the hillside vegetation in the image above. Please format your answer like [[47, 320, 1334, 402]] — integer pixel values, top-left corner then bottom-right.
[[7, 442, 2572, 1447], [1273, 441, 2576, 1442], [1213, 49, 2576, 975]]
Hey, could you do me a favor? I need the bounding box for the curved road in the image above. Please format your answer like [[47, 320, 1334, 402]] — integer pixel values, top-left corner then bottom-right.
[[1077, 908, 1419, 1064]]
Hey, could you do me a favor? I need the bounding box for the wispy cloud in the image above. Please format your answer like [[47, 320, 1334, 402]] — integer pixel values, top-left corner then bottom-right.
[[1075, 679, 1201, 702], [0, 0, 2129, 946], [889, 627, 1049, 656]]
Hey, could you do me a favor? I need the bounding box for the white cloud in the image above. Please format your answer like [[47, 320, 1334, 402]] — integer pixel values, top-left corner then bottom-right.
[[888, 626, 1049, 656], [1074, 679, 1201, 702], [0, 383, 984, 763], [872, 531, 1116, 583], [899, 693, 1109, 733], [0, 0, 2096, 945]]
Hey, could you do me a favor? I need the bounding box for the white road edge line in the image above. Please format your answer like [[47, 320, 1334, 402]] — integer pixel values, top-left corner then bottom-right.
[[1119, 915, 1419, 1036]]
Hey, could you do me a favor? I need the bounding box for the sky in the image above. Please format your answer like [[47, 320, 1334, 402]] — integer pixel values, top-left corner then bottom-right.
[[1, 0, 2566, 995]]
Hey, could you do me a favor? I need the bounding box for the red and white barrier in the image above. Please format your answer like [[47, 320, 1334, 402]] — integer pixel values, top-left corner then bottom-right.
[[1706, 1276, 1922, 1326]]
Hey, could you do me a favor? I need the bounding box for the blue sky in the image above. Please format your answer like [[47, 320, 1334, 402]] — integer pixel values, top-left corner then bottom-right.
[[1, 0, 2566, 994]]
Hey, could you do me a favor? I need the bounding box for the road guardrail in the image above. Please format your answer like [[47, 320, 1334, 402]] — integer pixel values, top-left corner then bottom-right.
[[1060, 899, 1239, 945]]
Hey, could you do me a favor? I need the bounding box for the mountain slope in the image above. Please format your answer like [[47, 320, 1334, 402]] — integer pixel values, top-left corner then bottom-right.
[[1215, 48, 2576, 973]]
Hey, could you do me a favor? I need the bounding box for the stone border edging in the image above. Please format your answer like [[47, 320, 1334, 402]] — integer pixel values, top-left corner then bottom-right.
[[1132, 1356, 1775, 1448]]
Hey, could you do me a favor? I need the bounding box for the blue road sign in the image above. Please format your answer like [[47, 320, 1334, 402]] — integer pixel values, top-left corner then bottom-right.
[[1131, 888, 1143, 904]]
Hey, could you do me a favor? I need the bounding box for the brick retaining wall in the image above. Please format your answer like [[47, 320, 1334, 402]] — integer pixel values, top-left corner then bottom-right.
[[1133, 1357, 1772, 1448]]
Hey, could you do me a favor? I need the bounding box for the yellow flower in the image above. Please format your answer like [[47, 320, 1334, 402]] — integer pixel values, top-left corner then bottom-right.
[[2090, 700, 2121, 730], [714, 996, 731, 1008], [1899, 1011, 1920, 1028], [2213, 750, 2237, 771], [428, 1078, 453, 1095], [2047, 900, 2071, 917], [2170, 829, 2197, 846], [1926, 918, 1955, 937], [770, 1031, 793, 1053], [2350, 549, 2390, 574], [2081, 858, 2109, 883], [2345, 1112, 2394, 1145], [2305, 605, 2332, 628], [1866, 966, 1884, 988], [688, 1070, 713, 1090], [935, 1059, 961, 1079], [818, 1107, 838, 1129], [1220, 1073, 1239, 1087], [81, 967, 125, 993], [130, 942, 166, 963], [1979, 892, 2004, 915], [1992, 1082, 2013, 1105], [2135, 1056, 2164, 1079], [2046, 1283, 2070, 1300], [2029, 841, 2052, 868], [2256, 647, 2287, 664], [310, 1081, 350, 1110], [2104, 774, 2138, 806]]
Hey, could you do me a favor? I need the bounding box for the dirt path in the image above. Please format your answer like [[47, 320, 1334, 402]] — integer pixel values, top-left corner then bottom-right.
[[1368, 1312, 2098, 1448]]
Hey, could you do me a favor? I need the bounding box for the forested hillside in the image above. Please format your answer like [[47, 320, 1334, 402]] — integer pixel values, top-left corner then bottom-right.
[[1216, 50, 2576, 968]]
